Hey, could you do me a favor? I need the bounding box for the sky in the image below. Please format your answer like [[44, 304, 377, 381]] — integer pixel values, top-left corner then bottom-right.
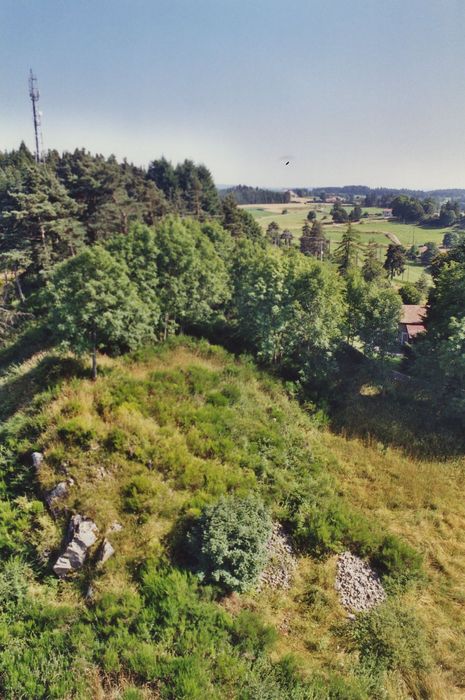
[[1, 0, 465, 189]]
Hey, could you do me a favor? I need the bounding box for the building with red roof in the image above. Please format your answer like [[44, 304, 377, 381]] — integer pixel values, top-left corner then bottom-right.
[[399, 305, 426, 345]]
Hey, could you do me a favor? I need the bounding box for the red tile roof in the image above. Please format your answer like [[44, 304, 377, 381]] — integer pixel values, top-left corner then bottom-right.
[[401, 305, 426, 325], [405, 323, 425, 338]]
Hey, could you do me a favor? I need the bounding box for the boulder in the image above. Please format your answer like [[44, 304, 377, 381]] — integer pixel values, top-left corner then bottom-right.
[[53, 514, 98, 578], [45, 481, 68, 510], [32, 452, 44, 470], [96, 538, 115, 568]]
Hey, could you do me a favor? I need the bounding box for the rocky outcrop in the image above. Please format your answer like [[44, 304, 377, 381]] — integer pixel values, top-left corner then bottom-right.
[[96, 538, 114, 568], [45, 481, 68, 510], [335, 551, 386, 612], [53, 514, 98, 578], [258, 523, 297, 590], [32, 452, 44, 470]]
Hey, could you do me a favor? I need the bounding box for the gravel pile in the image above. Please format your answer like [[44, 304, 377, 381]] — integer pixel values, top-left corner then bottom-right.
[[335, 551, 386, 612], [258, 523, 297, 590]]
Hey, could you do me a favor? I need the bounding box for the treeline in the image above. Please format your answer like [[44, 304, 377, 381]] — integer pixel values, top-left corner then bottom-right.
[[219, 184, 287, 205], [0, 145, 261, 305], [391, 195, 461, 226]]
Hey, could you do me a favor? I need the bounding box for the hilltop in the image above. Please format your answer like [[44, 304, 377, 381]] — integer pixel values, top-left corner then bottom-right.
[[0, 334, 463, 698]]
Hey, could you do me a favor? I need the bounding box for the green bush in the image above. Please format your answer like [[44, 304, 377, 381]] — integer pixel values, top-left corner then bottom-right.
[[399, 283, 422, 304], [188, 494, 272, 592], [350, 600, 430, 677], [371, 534, 423, 587]]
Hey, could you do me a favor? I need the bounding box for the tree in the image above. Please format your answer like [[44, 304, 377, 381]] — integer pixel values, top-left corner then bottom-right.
[[0, 164, 85, 277], [399, 283, 422, 304], [153, 217, 230, 338], [307, 210, 317, 221], [443, 231, 460, 249], [345, 270, 402, 355], [105, 223, 161, 329], [391, 196, 424, 223], [300, 220, 328, 260], [420, 242, 439, 267], [331, 202, 349, 223], [231, 244, 345, 379], [413, 264, 465, 424], [221, 195, 263, 243], [362, 240, 384, 283], [349, 204, 362, 222], [415, 273, 430, 297], [383, 244, 406, 279], [188, 494, 272, 593], [334, 224, 361, 275], [266, 221, 280, 245], [46, 247, 154, 379], [439, 200, 460, 227]]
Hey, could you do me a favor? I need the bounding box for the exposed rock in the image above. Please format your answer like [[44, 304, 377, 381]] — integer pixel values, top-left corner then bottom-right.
[[96, 538, 114, 568], [45, 481, 68, 510], [258, 523, 297, 590], [32, 452, 44, 470], [108, 521, 123, 533], [335, 551, 386, 612], [53, 514, 98, 578]]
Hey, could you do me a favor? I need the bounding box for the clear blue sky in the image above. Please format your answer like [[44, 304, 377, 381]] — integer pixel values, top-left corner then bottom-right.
[[1, 0, 465, 189]]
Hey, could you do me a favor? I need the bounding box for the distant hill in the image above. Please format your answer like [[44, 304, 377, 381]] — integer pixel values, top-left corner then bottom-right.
[[220, 183, 465, 207]]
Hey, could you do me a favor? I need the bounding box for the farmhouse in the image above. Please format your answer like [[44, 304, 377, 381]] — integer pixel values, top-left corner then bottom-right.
[[399, 305, 426, 345]]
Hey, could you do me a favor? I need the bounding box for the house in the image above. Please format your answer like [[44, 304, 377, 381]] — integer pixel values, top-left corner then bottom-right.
[[382, 208, 392, 218], [399, 305, 426, 345]]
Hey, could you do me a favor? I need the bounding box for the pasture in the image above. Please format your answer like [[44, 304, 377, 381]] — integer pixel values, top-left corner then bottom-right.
[[244, 203, 453, 286]]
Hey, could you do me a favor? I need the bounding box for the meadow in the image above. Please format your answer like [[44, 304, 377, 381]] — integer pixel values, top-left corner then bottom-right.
[[243, 203, 452, 284]]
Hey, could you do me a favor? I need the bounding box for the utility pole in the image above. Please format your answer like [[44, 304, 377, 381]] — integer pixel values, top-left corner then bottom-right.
[[28, 69, 44, 163]]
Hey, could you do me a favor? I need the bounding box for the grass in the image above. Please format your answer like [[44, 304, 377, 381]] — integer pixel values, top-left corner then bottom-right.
[[0, 336, 463, 697], [245, 205, 451, 288]]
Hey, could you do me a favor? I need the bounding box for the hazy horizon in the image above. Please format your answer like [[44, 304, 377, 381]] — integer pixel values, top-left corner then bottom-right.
[[2, 0, 465, 190]]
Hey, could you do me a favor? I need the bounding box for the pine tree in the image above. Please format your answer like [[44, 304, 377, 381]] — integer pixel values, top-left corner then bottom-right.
[[362, 239, 384, 282], [383, 244, 407, 280], [334, 224, 361, 274]]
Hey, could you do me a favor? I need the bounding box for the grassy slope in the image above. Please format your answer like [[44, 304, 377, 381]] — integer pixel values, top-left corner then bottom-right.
[[0, 337, 464, 697]]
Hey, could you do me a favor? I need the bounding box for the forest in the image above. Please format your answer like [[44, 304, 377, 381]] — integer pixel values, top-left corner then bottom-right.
[[0, 144, 465, 698]]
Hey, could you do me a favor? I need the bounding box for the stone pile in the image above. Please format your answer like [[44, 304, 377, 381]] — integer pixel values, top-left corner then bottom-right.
[[335, 551, 386, 612], [258, 523, 297, 590], [53, 514, 98, 578]]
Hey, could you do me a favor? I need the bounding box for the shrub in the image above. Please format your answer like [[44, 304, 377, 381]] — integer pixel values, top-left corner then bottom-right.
[[399, 283, 422, 304], [350, 600, 430, 678], [188, 494, 272, 592], [371, 534, 423, 587]]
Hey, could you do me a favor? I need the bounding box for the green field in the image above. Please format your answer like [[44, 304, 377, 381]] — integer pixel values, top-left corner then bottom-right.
[[244, 205, 453, 287]]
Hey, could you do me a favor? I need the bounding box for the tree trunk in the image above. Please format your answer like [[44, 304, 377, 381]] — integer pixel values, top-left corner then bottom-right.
[[14, 268, 26, 303], [91, 332, 97, 381]]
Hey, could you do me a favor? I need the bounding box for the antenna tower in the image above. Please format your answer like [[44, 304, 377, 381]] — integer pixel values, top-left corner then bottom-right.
[[28, 69, 44, 162]]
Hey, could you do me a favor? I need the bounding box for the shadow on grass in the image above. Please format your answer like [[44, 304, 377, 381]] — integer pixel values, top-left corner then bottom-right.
[[0, 354, 86, 425], [329, 363, 463, 459]]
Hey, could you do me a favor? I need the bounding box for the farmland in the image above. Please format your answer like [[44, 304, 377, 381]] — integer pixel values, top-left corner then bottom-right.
[[242, 202, 452, 284]]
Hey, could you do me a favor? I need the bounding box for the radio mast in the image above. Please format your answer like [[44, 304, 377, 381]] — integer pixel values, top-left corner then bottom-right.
[[28, 69, 44, 162]]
